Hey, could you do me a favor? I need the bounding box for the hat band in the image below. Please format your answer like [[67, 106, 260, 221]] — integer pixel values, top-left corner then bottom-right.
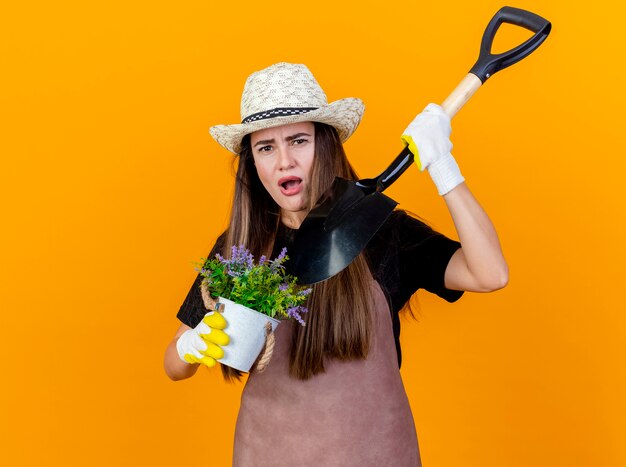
[[241, 107, 318, 124]]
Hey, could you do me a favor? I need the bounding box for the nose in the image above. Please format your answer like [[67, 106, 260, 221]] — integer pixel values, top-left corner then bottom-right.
[[276, 146, 295, 170]]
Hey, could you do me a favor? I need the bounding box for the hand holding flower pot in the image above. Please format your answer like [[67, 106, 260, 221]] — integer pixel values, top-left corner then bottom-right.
[[176, 311, 230, 367], [196, 246, 311, 373]]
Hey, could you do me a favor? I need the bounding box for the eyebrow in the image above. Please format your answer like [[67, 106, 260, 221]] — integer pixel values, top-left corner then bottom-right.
[[253, 132, 312, 148]]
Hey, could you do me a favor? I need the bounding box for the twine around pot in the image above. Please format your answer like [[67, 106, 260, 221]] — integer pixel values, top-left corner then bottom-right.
[[200, 279, 275, 373], [254, 322, 275, 374]]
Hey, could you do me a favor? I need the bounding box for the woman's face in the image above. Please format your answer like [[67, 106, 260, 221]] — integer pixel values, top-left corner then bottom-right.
[[250, 121, 315, 229]]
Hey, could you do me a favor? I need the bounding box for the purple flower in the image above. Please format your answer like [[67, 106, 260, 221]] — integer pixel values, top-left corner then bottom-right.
[[270, 247, 288, 271], [259, 255, 267, 265], [227, 269, 241, 277], [278, 283, 289, 291], [298, 288, 312, 296], [214, 245, 255, 277], [287, 305, 308, 326], [277, 247, 287, 262], [230, 245, 254, 269]]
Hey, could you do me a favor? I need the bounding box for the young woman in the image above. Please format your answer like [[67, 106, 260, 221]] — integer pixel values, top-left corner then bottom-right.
[[164, 62, 508, 466]]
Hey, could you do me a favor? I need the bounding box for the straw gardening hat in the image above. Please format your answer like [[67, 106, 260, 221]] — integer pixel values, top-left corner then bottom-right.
[[209, 62, 365, 154]]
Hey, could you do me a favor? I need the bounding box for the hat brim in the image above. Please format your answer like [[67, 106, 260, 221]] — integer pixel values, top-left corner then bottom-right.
[[209, 98, 365, 154]]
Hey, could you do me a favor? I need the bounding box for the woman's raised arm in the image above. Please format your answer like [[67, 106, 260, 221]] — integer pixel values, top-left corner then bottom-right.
[[442, 182, 508, 292], [401, 103, 508, 293]]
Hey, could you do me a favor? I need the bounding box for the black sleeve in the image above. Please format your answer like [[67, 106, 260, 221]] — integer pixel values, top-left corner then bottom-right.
[[367, 210, 464, 314], [176, 233, 226, 328], [396, 212, 464, 304]]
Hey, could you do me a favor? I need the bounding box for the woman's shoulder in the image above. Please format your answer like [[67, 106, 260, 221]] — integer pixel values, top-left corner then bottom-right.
[[374, 209, 437, 243], [365, 208, 455, 278]]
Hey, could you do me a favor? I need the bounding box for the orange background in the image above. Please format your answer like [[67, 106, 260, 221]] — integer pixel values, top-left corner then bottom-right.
[[1, 1, 625, 466]]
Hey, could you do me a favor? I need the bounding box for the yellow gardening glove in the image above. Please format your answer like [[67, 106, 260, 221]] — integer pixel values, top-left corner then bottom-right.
[[176, 312, 230, 367]]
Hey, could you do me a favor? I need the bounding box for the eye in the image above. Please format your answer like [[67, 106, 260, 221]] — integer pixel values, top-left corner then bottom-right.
[[291, 138, 308, 146], [257, 145, 273, 153]]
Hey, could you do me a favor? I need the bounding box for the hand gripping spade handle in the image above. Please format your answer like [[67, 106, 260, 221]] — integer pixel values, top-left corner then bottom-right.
[[369, 6, 552, 193], [287, 6, 551, 285]]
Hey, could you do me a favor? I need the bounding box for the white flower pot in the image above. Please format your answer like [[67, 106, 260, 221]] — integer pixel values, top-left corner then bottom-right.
[[217, 297, 281, 372]]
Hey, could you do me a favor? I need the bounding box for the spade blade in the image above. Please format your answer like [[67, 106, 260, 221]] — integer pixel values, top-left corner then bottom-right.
[[287, 184, 398, 285], [286, 147, 415, 285]]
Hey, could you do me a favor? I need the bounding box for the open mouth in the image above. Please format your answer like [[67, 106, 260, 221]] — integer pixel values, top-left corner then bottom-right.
[[278, 176, 303, 196]]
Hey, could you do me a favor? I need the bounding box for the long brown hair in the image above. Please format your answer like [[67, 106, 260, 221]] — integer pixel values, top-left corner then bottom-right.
[[221, 122, 374, 381]]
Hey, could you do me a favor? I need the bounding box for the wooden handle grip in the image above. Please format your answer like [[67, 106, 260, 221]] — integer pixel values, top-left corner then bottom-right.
[[441, 73, 483, 118]]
